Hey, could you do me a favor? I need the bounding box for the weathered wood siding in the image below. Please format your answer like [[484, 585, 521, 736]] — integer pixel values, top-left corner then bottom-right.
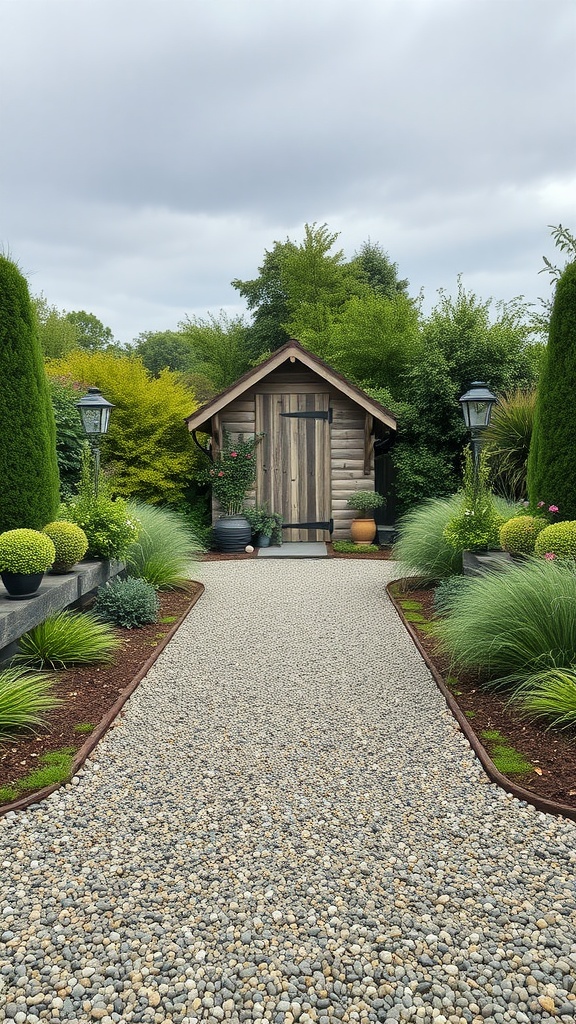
[[213, 363, 376, 539], [330, 396, 375, 540]]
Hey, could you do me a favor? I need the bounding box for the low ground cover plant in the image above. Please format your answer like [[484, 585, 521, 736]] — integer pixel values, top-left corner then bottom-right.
[[94, 577, 159, 628], [0, 746, 75, 804], [0, 668, 59, 740], [126, 501, 201, 588], [16, 610, 120, 670], [332, 540, 380, 553]]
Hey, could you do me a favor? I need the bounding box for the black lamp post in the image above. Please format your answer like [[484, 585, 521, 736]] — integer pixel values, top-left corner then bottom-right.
[[459, 381, 497, 473], [75, 387, 115, 497]]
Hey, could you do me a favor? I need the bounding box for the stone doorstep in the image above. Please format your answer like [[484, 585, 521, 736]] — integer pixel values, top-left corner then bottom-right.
[[0, 560, 124, 661]]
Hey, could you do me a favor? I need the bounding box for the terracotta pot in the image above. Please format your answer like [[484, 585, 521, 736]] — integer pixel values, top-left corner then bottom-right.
[[350, 518, 377, 545]]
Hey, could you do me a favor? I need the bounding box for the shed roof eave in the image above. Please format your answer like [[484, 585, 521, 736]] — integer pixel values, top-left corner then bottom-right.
[[184, 339, 397, 433]]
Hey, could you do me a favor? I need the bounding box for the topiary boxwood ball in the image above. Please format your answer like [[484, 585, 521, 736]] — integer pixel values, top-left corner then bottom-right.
[[43, 521, 89, 573], [499, 515, 546, 556], [534, 521, 576, 560], [0, 529, 56, 574]]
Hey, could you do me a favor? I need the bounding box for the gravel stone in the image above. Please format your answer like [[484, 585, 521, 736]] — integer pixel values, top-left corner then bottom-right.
[[1, 560, 576, 1023]]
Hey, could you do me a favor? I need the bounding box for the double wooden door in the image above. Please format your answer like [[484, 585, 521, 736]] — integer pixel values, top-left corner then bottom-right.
[[256, 392, 331, 541]]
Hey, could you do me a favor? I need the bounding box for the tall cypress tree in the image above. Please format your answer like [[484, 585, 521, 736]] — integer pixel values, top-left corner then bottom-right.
[[527, 261, 576, 519], [0, 254, 60, 531]]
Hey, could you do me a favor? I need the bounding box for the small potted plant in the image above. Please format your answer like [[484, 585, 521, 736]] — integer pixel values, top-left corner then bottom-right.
[[0, 529, 56, 598], [43, 521, 89, 573], [346, 491, 386, 545], [243, 505, 283, 548]]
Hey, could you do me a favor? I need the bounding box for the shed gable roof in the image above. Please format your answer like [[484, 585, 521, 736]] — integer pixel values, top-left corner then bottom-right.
[[185, 339, 397, 432]]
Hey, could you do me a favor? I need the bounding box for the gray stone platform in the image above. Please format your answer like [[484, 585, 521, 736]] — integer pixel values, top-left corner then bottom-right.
[[0, 559, 123, 658]]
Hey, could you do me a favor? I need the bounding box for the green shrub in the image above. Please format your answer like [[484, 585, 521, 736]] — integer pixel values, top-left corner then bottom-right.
[[0, 529, 56, 574], [434, 558, 576, 688], [332, 540, 380, 553], [0, 668, 59, 739], [0, 255, 60, 532], [43, 520, 88, 571], [515, 667, 576, 730], [433, 576, 471, 615], [94, 576, 159, 628], [393, 494, 466, 581], [528, 261, 576, 519], [534, 521, 576, 560], [125, 501, 201, 589], [443, 449, 505, 553], [48, 377, 86, 501], [499, 515, 546, 555], [346, 491, 386, 516], [16, 610, 120, 670]]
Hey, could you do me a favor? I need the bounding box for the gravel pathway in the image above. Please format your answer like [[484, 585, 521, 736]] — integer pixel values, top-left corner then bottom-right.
[[1, 559, 575, 1024]]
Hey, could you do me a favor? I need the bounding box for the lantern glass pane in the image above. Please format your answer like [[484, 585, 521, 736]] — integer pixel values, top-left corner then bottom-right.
[[468, 400, 490, 428], [100, 407, 111, 434], [80, 407, 102, 434]]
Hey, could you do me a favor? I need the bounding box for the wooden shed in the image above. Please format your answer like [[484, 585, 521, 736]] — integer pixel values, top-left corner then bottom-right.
[[185, 340, 397, 542]]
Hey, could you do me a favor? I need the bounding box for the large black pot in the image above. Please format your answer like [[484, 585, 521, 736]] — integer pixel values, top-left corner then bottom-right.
[[213, 515, 252, 553], [1, 571, 44, 599]]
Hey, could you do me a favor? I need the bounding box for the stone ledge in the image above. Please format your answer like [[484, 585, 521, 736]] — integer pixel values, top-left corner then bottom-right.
[[0, 560, 124, 655], [462, 549, 514, 577]]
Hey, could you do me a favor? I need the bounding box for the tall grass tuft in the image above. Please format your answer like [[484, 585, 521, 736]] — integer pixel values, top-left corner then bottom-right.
[[393, 495, 465, 581], [0, 668, 59, 738], [515, 667, 576, 730], [126, 502, 202, 589], [434, 558, 576, 687], [16, 611, 120, 670], [484, 390, 536, 501]]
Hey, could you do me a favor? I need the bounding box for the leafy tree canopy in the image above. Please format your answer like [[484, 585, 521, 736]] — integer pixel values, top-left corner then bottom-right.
[[47, 350, 199, 506], [64, 309, 116, 352], [133, 330, 194, 377], [33, 294, 80, 359], [177, 311, 253, 392]]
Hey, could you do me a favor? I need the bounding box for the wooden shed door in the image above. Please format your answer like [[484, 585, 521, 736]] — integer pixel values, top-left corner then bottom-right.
[[256, 392, 331, 541]]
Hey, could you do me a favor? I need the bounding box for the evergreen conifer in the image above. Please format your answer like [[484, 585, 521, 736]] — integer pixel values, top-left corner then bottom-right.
[[0, 254, 60, 531], [528, 261, 576, 519]]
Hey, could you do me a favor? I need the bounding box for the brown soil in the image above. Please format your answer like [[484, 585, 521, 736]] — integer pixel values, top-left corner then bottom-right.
[[0, 587, 202, 801], [392, 583, 576, 810]]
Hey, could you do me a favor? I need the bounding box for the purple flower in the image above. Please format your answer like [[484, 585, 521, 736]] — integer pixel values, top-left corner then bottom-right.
[[549, 505, 559, 513]]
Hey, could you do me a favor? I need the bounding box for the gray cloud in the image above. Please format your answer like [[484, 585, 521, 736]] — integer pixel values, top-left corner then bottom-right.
[[1, 0, 574, 342]]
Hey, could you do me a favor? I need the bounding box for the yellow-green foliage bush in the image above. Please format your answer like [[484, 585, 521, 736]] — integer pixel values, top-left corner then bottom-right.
[[499, 515, 546, 555], [534, 521, 576, 560], [0, 530, 55, 574], [43, 521, 88, 571], [47, 351, 200, 505]]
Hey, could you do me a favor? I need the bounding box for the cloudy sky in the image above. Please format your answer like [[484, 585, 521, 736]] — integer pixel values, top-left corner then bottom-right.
[[1, 0, 575, 344]]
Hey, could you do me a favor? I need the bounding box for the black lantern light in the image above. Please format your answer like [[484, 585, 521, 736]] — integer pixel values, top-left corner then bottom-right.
[[75, 387, 115, 496], [458, 381, 497, 471]]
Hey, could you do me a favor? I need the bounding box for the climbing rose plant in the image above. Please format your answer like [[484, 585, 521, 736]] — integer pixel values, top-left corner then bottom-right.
[[199, 431, 263, 515]]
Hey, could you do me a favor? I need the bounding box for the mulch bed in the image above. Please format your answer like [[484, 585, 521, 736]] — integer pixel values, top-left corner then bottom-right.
[[392, 582, 576, 812], [0, 587, 202, 802]]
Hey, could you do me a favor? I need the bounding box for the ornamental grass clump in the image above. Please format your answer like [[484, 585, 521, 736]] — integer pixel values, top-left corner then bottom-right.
[[16, 610, 120, 670], [0, 667, 59, 739], [534, 521, 576, 560], [94, 577, 159, 628], [43, 520, 88, 572], [0, 529, 56, 575], [499, 515, 546, 556], [393, 494, 466, 581], [126, 501, 202, 589], [514, 667, 576, 731], [434, 557, 576, 689]]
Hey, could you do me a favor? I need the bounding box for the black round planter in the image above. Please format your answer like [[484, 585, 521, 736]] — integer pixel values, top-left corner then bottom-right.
[[1, 571, 45, 598], [257, 533, 271, 548], [213, 515, 252, 553]]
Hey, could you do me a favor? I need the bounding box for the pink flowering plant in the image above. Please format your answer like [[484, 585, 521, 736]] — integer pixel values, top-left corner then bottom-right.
[[199, 430, 263, 515]]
